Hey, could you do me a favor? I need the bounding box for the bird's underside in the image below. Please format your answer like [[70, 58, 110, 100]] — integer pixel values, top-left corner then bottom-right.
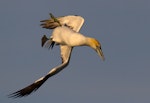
[[8, 13, 84, 98]]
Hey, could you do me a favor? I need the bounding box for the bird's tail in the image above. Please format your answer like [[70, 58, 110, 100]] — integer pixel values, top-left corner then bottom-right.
[[41, 35, 55, 49], [41, 35, 49, 47]]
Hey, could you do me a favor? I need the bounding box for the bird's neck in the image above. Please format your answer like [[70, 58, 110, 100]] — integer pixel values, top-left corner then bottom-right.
[[85, 37, 97, 49], [74, 36, 93, 47]]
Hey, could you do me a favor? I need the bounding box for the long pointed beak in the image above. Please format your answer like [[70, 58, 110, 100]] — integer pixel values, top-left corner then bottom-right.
[[96, 47, 105, 61]]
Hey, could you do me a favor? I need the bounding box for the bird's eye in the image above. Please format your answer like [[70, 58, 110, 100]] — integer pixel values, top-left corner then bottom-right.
[[99, 46, 102, 50]]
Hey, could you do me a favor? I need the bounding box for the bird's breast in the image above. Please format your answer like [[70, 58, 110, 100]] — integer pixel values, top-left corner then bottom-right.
[[52, 27, 87, 47]]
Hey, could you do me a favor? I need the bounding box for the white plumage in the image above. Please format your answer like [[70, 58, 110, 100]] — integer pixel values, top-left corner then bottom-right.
[[8, 13, 104, 98], [51, 26, 86, 46]]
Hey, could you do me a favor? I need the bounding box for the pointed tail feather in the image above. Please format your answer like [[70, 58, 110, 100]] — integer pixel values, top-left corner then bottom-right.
[[41, 35, 49, 47], [41, 35, 55, 49]]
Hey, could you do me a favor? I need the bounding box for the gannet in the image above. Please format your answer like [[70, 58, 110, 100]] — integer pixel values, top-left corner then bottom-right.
[[8, 13, 104, 98]]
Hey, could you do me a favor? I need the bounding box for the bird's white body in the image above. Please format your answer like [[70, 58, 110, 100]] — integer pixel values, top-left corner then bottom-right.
[[52, 26, 87, 46]]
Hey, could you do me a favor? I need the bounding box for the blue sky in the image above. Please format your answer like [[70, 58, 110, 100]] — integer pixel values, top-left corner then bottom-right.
[[0, 0, 150, 103]]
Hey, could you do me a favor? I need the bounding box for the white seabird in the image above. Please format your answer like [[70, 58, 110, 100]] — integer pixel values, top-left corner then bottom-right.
[[8, 13, 104, 98]]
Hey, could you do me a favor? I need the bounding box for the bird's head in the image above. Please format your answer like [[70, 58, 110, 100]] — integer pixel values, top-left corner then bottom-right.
[[87, 38, 105, 61]]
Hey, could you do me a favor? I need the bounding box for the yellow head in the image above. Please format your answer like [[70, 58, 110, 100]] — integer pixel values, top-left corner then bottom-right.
[[87, 38, 105, 61]]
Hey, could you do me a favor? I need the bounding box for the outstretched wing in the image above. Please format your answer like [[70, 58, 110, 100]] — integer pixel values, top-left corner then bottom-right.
[[8, 45, 73, 98], [40, 14, 84, 32]]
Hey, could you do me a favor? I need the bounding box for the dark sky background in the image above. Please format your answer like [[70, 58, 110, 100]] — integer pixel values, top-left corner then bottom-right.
[[0, 0, 150, 103]]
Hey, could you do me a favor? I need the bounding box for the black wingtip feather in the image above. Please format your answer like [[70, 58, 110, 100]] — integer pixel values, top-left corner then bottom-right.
[[8, 79, 45, 98]]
